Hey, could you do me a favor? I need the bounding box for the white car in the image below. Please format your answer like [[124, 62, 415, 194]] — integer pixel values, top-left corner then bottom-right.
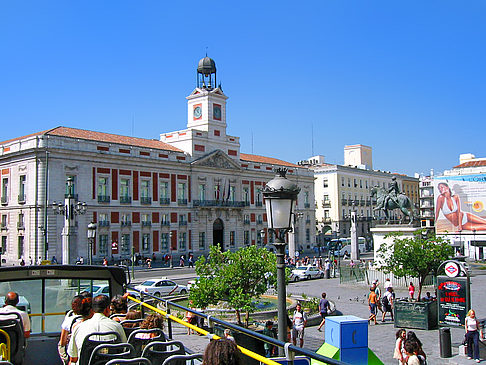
[[134, 278, 188, 297], [290, 266, 325, 281], [187, 277, 200, 291]]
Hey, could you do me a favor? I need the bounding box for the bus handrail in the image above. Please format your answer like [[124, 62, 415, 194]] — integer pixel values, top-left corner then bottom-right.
[[0, 329, 11, 361], [127, 289, 347, 365]]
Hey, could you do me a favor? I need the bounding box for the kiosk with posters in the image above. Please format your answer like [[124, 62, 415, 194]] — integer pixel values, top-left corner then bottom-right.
[[437, 260, 471, 327]]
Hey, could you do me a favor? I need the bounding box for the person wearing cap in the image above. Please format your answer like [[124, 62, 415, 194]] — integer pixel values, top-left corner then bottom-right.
[[324, 259, 331, 279]]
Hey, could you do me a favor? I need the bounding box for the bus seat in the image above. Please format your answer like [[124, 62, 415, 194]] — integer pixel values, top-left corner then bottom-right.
[[141, 341, 186, 365], [88, 343, 135, 365], [79, 331, 123, 365], [0, 313, 25, 365], [160, 353, 202, 365], [127, 329, 165, 357], [105, 358, 152, 365], [120, 319, 144, 338]]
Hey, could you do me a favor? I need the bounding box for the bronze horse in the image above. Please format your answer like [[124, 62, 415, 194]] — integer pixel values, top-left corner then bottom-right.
[[370, 186, 418, 225]]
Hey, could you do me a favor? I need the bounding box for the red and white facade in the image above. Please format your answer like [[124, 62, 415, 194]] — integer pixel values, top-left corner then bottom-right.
[[0, 73, 315, 265]]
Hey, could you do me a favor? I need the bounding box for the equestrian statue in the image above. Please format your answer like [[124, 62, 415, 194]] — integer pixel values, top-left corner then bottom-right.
[[370, 176, 418, 225]]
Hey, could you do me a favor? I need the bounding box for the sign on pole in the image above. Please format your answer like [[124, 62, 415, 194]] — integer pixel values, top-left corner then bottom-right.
[[437, 260, 471, 327]]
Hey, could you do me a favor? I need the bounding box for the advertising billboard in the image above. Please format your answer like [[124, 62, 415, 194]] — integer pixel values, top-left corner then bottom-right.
[[437, 276, 470, 327], [434, 175, 486, 233]]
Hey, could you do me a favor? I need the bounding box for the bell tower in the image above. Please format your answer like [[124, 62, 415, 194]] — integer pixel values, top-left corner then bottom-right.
[[186, 56, 228, 135], [161, 56, 240, 159]]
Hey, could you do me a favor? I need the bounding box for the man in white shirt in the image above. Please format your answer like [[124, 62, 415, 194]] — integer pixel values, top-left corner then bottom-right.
[[291, 303, 307, 348], [68, 295, 127, 363], [0, 292, 31, 338]]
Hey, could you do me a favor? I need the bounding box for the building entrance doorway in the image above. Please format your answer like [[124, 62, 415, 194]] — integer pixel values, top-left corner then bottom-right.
[[213, 218, 224, 251]]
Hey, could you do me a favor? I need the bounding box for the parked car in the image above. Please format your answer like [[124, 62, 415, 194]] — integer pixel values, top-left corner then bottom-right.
[[187, 277, 200, 291], [290, 266, 325, 281], [134, 278, 188, 297]]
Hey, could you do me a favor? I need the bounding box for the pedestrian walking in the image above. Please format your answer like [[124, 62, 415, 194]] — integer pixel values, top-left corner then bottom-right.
[[381, 286, 395, 322], [373, 280, 383, 314], [188, 253, 194, 268], [465, 309, 481, 362], [368, 286, 378, 325], [180, 255, 185, 267], [384, 278, 392, 291], [408, 282, 415, 301], [317, 292, 330, 332], [324, 259, 331, 279], [393, 329, 407, 364], [291, 303, 307, 348]]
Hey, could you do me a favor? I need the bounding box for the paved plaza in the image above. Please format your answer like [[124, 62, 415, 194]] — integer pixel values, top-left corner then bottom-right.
[[165, 268, 486, 364]]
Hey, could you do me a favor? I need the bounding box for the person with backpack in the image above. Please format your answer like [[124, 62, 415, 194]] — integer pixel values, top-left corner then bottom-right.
[[382, 286, 395, 322]]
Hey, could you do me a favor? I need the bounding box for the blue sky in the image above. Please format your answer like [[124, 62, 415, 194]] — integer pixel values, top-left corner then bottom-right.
[[1, 1, 485, 176]]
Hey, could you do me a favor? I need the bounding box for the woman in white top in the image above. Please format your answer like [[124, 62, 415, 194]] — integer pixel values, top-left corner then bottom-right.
[[393, 328, 407, 364], [465, 309, 481, 362], [436, 182, 486, 231]]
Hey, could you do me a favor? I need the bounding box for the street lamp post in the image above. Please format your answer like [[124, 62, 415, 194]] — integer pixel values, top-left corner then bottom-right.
[[52, 177, 87, 265], [263, 168, 300, 351], [472, 229, 477, 261], [169, 231, 173, 268], [87, 222, 97, 265]]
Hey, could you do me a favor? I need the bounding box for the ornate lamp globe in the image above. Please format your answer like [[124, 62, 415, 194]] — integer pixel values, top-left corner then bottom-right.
[[262, 168, 301, 231], [87, 222, 97, 239]]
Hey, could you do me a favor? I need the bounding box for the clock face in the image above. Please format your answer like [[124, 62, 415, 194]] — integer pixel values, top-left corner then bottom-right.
[[213, 104, 221, 120], [193, 105, 202, 119]]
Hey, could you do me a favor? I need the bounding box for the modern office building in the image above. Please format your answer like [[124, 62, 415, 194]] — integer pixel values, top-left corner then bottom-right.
[[0, 56, 315, 265]]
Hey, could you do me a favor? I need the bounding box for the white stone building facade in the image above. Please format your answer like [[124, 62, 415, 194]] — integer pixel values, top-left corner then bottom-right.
[[0, 57, 315, 265]]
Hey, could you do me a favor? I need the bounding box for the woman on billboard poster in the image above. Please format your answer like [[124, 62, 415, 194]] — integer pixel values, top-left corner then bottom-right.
[[436, 182, 486, 231]]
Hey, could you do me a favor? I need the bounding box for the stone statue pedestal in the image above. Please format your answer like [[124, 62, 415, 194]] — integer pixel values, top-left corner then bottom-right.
[[371, 225, 420, 264]]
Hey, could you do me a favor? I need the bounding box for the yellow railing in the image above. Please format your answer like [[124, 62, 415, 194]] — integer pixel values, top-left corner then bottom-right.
[[128, 295, 281, 365], [0, 328, 11, 361], [29, 312, 66, 333]]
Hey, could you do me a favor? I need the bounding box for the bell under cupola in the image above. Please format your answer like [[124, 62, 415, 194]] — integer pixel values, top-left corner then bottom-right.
[[197, 55, 217, 90]]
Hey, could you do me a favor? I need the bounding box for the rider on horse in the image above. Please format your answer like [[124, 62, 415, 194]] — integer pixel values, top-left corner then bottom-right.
[[384, 176, 400, 208]]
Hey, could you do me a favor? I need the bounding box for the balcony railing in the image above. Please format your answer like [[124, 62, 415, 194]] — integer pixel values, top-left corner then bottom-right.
[[322, 200, 331, 208], [360, 200, 365, 206], [192, 200, 246, 208], [341, 199, 347, 206], [159, 198, 170, 205], [98, 195, 110, 203], [121, 221, 131, 227], [17, 222, 24, 230], [178, 199, 187, 205], [142, 221, 152, 227], [179, 221, 188, 226], [18, 194, 26, 204], [98, 221, 110, 227], [0, 223, 7, 230], [244, 201, 250, 207], [161, 221, 170, 226], [304, 203, 310, 208], [120, 196, 131, 204], [323, 217, 332, 223], [141, 197, 152, 205], [243, 219, 250, 225], [1, 196, 7, 205], [256, 219, 263, 224], [255, 201, 263, 207], [305, 219, 311, 224]]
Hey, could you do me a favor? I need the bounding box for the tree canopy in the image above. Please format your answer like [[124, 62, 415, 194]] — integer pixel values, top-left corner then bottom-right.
[[377, 230, 453, 301], [189, 244, 279, 326]]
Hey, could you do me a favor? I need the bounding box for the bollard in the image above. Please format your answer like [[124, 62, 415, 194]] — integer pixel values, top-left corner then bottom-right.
[[439, 327, 452, 358]]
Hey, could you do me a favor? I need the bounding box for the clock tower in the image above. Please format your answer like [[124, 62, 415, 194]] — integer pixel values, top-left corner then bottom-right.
[[160, 56, 240, 159]]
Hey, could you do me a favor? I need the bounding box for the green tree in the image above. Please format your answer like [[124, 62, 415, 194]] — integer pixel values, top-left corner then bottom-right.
[[189, 244, 279, 326], [377, 230, 453, 301]]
